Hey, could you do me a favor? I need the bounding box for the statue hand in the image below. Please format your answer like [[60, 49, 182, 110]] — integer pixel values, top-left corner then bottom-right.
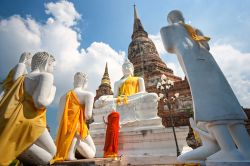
[[189, 118, 215, 140]]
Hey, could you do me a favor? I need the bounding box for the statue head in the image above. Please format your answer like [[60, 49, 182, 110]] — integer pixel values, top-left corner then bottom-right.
[[31, 52, 56, 73], [74, 72, 88, 89], [167, 10, 185, 24], [19, 52, 33, 66], [122, 59, 134, 76]]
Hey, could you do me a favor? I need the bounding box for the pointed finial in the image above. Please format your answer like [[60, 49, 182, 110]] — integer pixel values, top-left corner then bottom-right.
[[101, 62, 111, 86], [104, 62, 108, 75], [134, 3, 139, 19]]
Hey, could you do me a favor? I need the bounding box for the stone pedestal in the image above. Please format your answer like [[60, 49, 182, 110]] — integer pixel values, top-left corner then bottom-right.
[[90, 117, 189, 160], [206, 161, 250, 166]]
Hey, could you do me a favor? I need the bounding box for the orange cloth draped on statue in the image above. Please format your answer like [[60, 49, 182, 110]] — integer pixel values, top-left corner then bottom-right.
[[103, 111, 120, 158], [117, 76, 139, 105], [0, 67, 16, 93], [0, 76, 46, 166], [181, 22, 210, 42], [53, 91, 88, 162]]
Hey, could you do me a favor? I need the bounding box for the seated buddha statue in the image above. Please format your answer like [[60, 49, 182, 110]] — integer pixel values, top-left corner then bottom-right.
[[0, 52, 56, 165], [94, 59, 158, 124], [53, 72, 96, 162], [0, 52, 33, 101]]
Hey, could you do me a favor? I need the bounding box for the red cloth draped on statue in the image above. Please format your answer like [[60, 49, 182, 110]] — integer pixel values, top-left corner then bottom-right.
[[103, 111, 120, 158]]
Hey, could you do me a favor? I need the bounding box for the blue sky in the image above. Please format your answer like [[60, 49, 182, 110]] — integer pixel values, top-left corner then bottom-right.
[[0, 0, 250, 137]]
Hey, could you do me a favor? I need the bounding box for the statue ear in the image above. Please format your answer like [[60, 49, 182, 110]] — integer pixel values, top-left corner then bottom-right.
[[44, 54, 51, 72]]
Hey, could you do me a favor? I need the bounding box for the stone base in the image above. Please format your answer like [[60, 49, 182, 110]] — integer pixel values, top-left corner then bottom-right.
[[121, 155, 177, 165], [206, 161, 250, 166], [90, 118, 189, 158], [52, 156, 178, 166], [53, 158, 120, 166]]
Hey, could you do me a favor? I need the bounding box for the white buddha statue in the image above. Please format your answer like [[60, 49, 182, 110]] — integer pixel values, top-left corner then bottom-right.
[[94, 59, 158, 124], [0, 52, 33, 101], [53, 72, 96, 161], [160, 10, 250, 162], [0, 52, 56, 165]]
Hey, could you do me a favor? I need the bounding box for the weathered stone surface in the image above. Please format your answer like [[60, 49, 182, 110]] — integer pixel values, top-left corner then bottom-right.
[[53, 158, 120, 166]]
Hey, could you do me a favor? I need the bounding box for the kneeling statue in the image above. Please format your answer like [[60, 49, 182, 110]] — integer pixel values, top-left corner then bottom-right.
[[53, 72, 96, 161], [0, 52, 57, 165]]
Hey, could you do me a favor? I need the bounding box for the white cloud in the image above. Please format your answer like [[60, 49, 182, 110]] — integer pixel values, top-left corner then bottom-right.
[[45, 0, 81, 27], [210, 44, 250, 108], [149, 33, 166, 56], [0, 0, 125, 106], [149, 33, 250, 108]]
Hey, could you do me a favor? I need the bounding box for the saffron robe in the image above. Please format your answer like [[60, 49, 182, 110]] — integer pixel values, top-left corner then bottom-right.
[[53, 91, 88, 162], [181, 23, 210, 42], [1, 67, 16, 93], [117, 76, 139, 105], [103, 111, 120, 158], [0, 76, 46, 166]]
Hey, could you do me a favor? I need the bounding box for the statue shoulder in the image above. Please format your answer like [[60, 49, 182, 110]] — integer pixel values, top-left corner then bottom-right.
[[16, 62, 26, 69], [75, 89, 94, 99], [137, 77, 144, 80], [135, 76, 144, 82], [39, 72, 54, 81], [82, 91, 94, 98]]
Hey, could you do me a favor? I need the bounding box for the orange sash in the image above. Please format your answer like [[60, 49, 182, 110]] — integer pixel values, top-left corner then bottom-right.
[[53, 91, 88, 162], [1, 67, 16, 93], [182, 23, 210, 42]]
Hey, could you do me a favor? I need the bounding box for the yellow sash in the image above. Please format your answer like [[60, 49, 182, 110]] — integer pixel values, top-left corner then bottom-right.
[[117, 76, 139, 105], [53, 91, 88, 162], [1, 67, 16, 93], [182, 23, 210, 42], [0, 76, 46, 166]]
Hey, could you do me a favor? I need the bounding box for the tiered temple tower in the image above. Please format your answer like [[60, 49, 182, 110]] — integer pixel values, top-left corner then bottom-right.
[[94, 63, 113, 101], [128, 5, 181, 93]]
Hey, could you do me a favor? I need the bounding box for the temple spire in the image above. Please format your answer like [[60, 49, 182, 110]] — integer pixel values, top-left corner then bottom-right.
[[94, 62, 113, 101], [134, 4, 139, 20], [132, 5, 147, 39], [101, 62, 111, 86]]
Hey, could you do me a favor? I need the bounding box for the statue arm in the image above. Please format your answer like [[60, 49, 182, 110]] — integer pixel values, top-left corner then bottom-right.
[[138, 77, 146, 92], [113, 81, 119, 98], [160, 26, 175, 54], [189, 118, 214, 140], [58, 94, 66, 125], [84, 92, 94, 120], [13, 63, 27, 81], [33, 73, 55, 109]]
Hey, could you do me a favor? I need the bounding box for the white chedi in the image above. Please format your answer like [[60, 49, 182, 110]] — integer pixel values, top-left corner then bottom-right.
[[93, 59, 158, 124]]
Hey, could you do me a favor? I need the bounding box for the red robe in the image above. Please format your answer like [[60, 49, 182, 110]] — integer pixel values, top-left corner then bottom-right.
[[103, 111, 120, 158]]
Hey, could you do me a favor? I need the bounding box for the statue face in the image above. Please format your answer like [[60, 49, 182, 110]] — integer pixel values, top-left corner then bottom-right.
[[46, 60, 56, 73], [122, 64, 134, 76]]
